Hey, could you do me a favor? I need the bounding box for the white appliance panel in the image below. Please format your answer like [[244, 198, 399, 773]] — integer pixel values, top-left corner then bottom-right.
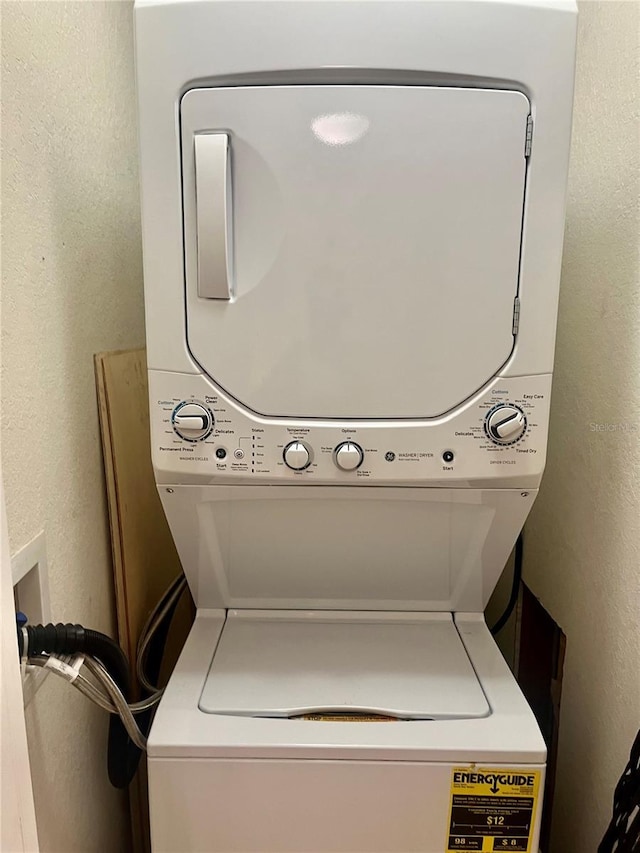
[[199, 611, 489, 719], [136, 0, 577, 381], [149, 758, 545, 853], [181, 85, 530, 418], [147, 613, 546, 853], [159, 486, 536, 611]]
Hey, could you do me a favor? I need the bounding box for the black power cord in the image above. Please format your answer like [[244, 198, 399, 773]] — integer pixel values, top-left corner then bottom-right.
[[599, 729, 640, 852], [128, 580, 187, 778], [491, 532, 524, 635]]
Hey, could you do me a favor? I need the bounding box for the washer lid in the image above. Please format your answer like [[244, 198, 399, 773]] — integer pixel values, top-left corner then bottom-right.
[[181, 85, 529, 419], [199, 611, 490, 720]]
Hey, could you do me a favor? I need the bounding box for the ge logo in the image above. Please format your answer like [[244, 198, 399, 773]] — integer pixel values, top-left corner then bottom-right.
[[385, 452, 396, 462]]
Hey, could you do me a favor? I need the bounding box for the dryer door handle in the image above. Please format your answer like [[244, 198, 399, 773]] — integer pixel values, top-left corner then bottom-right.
[[194, 133, 232, 300]]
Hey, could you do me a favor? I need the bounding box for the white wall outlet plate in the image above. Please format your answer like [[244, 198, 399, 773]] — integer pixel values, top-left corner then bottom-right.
[[12, 531, 51, 704]]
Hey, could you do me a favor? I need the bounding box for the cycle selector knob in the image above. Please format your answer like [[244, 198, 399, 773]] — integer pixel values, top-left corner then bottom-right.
[[172, 402, 213, 441], [334, 441, 364, 471], [283, 441, 312, 470], [485, 404, 527, 445]]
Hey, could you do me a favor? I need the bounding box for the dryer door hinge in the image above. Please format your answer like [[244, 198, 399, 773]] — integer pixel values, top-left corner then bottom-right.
[[512, 296, 521, 335], [525, 115, 534, 158]]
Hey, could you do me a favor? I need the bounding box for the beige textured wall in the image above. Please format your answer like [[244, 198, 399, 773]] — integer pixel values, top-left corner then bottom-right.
[[524, 2, 640, 851], [1, 1, 638, 851], [1, 2, 144, 851]]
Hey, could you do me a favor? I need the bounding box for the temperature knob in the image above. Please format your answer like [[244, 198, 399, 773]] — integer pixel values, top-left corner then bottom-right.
[[485, 404, 527, 445], [283, 441, 312, 470], [172, 402, 213, 441], [334, 441, 364, 471]]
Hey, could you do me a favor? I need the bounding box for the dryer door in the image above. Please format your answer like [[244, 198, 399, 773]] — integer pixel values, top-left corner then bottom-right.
[[181, 85, 529, 419]]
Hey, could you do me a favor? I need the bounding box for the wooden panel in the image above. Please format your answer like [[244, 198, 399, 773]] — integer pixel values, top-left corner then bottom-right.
[[95, 348, 193, 853]]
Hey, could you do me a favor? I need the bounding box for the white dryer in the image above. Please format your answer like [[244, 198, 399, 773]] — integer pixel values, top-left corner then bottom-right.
[[134, 0, 577, 850]]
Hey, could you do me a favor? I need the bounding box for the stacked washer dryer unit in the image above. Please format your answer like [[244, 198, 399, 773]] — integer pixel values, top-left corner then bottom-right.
[[135, 1, 576, 850]]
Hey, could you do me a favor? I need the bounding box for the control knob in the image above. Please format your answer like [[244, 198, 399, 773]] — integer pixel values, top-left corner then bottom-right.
[[283, 441, 312, 470], [485, 404, 527, 445], [172, 402, 213, 441], [334, 441, 364, 471]]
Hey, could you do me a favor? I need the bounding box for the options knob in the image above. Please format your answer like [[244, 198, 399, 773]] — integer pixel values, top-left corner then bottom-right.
[[283, 441, 312, 470], [172, 402, 213, 441], [485, 404, 527, 445], [334, 441, 364, 471]]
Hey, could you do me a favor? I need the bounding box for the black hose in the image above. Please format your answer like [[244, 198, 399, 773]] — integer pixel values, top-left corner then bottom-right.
[[20, 624, 130, 693], [18, 623, 138, 788]]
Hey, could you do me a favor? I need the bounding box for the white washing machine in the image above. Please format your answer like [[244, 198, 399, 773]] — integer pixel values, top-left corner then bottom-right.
[[134, 1, 577, 850]]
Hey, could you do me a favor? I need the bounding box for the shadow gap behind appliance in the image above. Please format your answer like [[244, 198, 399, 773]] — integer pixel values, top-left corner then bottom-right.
[[134, 1, 577, 849]]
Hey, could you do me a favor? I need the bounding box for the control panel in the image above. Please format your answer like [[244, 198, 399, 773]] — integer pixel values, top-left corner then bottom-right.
[[150, 371, 551, 486]]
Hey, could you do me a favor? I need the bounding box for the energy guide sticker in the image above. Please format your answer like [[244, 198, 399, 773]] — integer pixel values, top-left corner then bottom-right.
[[445, 767, 541, 852]]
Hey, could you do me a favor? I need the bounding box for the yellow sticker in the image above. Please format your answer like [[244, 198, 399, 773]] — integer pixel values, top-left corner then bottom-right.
[[445, 767, 541, 853]]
